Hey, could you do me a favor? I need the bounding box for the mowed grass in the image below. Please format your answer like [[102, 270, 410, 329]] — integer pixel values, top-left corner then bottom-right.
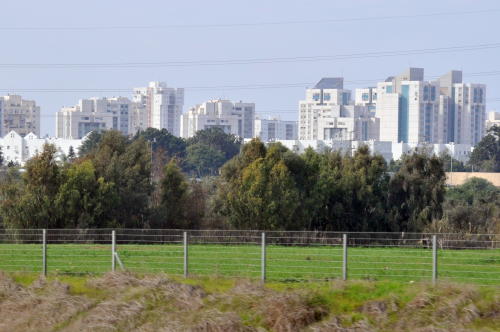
[[0, 243, 499, 286]]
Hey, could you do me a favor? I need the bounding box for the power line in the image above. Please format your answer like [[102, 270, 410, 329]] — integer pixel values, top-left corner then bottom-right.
[[1, 69, 500, 93], [0, 43, 499, 69], [0, 9, 498, 31]]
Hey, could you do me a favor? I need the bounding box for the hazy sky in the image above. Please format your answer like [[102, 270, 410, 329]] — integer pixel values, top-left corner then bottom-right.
[[1, 0, 500, 136]]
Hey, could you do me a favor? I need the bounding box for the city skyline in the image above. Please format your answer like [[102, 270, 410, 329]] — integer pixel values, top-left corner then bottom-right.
[[0, 0, 499, 136], [1, 66, 491, 146]]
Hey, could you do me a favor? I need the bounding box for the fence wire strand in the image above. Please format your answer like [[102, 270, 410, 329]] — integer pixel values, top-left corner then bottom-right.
[[0, 229, 498, 286]]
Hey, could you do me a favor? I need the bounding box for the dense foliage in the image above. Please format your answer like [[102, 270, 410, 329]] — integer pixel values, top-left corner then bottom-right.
[[427, 177, 500, 234], [0, 128, 497, 233], [469, 125, 500, 172], [217, 140, 446, 232]]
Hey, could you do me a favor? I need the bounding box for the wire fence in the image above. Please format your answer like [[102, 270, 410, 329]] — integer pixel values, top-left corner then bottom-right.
[[0, 229, 499, 286]]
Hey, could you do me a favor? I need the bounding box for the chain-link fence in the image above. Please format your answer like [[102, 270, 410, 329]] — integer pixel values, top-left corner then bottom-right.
[[0, 229, 498, 285]]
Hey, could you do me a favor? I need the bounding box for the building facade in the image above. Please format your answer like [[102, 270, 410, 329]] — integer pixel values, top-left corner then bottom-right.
[[451, 83, 486, 145], [273, 139, 472, 163], [0, 95, 40, 137], [376, 68, 443, 144], [133, 82, 184, 136], [299, 78, 379, 141], [254, 117, 297, 141], [181, 99, 255, 138], [0, 131, 82, 166], [355, 87, 377, 113], [486, 111, 500, 131], [375, 68, 486, 145], [56, 97, 136, 139]]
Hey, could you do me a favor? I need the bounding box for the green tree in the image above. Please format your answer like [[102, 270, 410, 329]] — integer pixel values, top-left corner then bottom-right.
[[219, 142, 301, 230], [432, 178, 500, 234], [154, 160, 189, 228], [186, 143, 226, 177], [55, 160, 116, 228], [299, 146, 389, 231], [469, 125, 500, 172], [388, 150, 446, 232], [0, 144, 62, 229], [186, 127, 241, 160], [135, 127, 187, 160], [67, 146, 76, 161], [438, 151, 470, 172], [88, 131, 152, 228], [79, 131, 104, 157]]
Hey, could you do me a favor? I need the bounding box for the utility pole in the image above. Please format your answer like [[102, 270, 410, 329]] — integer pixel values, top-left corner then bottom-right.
[[450, 153, 453, 185], [149, 138, 156, 185]]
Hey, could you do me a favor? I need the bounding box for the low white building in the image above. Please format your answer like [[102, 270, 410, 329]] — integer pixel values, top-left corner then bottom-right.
[[266, 139, 472, 163], [390, 142, 473, 163], [181, 99, 255, 138], [254, 117, 297, 142], [0, 131, 82, 166], [56, 97, 140, 139], [486, 111, 500, 131]]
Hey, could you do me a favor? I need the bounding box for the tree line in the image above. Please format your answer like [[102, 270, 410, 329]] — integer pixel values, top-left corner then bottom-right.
[[0, 126, 498, 233]]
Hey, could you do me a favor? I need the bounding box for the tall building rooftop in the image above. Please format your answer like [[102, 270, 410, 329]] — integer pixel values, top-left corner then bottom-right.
[[314, 77, 344, 89]]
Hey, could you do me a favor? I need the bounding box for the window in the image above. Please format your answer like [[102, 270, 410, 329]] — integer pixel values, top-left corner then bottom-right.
[[423, 86, 429, 100], [362, 93, 369, 101], [312, 93, 320, 101], [323, 93, 331, 101]]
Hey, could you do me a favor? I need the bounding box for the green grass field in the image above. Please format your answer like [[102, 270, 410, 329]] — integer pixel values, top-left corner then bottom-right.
[[0, 243, 499, 285]]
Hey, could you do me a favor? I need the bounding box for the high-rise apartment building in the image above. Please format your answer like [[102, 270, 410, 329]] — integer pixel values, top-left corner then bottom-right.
[[451, 83, 486, 145], [438, 70, 486, 145], [56, 97, 136, 139], [181, 99, 255, 138], [254, 117, 298, 141], [377, 68, 442, 144], [375, 68, 486, 145], [299, 78, 378, 141], [0, 95, 40, 137], [355, 87, 377, 113], [133, 82, 184, 136]]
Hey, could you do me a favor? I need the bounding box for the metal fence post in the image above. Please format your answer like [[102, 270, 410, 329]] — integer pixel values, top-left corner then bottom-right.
[[42, 229, 47, 277], [342, 234, 348, 281], [261, 232, 266, 282], [432, 235, 438, 285], [183, 231, 188, 277], [111, 230, 116, 272]]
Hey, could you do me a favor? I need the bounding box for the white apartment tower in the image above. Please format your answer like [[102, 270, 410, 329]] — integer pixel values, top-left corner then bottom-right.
[[133, 82, 184, 136], [299, 78, 379, 141], [451, 82, 486, 145], [56, 97, 135, 139], [0, 95, 40, 137], [254, 117, 298, 142], [377, 68, 444, 144], [375, 68, 486, 145], [181, 99, 255, 138]]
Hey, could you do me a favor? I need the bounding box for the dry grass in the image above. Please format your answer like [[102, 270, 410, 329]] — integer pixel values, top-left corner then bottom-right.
[[259, 292, 328, 332], [0, 273, 92, 332], [0, 272, 498, 332], [307, 316, 373, 332], [391, 283, 498, 332]]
